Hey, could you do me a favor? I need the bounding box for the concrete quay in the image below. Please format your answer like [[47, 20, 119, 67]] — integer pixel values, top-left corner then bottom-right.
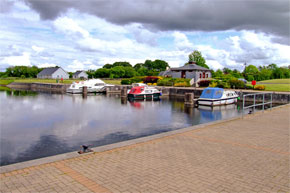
[[0, 104, 289, 193]]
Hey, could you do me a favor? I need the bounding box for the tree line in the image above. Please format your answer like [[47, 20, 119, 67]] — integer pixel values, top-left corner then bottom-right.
[[0, 50, 289, 81], [212, 64, 290, 81]]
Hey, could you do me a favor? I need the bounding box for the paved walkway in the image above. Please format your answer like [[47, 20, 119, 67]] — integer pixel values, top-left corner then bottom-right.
[[1, 105, 289, 193]]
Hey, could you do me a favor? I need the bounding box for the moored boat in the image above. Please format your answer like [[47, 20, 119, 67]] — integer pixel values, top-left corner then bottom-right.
[[127, 85, 161, 100], [197, 87, 238, 106], [66, 79, 113, 94]]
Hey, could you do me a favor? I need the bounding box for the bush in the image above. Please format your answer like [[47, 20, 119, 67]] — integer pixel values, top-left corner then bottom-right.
[[228, 79, 245, 89], [245, 85, 253, 89], [254, 85, 265, 90], [209, 82, 218, 87], [121, 79, 131, 85], [198, 80, 211, 87], [143, 76, 159, 84], [157, 78, 174, 86], [130, 76, 145, 83], [217, 81, 230, 88], [20, 75, 26, 79]]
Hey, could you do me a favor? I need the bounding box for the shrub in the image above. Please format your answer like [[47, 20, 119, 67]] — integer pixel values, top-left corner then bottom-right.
[[157, 78, 174, 86], [245, 85, 253, 89], [143, 76, 159, 84], [217, 81, 230, 88], [254, 85, 265, 90], [121, 79, 131, 85], [228, 79, 245, 89], [147, 83, 152, 86], [20, 75, 26, 79], [174, 82, 189, 87], [130, 76, 145, 83], [209, 82, 218, 87], [198, 80, 211, 87]]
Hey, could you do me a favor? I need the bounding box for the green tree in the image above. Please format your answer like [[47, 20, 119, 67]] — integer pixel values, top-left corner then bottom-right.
[[103, 64, 113, 69], [123, 67, 136, 78], [152, 59, 169, 71], [134, 63, 144, 71], [95, 68, 110, 78], [137, 67, 148, 76], [244, 65, 259, 80], [110, 66, 125, 78], [112, 61, 132, 68], [188, 50, 209, 69]]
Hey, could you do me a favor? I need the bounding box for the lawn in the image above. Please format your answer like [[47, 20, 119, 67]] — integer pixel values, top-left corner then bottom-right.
[[0, 78, 122, 85], [262, 84, 290, 92], [0, 79, 14, 85], [258, 79, 290, 84], [103, 79, 121, 85]]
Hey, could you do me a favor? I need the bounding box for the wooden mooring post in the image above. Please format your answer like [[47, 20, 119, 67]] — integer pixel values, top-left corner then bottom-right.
[[82, 86, 87, 98], [184, 93, 195, 107]]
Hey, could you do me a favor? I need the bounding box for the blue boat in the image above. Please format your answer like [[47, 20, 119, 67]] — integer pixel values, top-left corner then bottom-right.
[[197, 87, 239, 106]]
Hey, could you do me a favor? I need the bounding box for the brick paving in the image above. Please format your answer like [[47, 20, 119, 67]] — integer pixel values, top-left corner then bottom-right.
[[1, 105, 289, 193]]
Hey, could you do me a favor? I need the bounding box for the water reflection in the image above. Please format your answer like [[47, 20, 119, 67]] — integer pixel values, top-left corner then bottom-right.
[[0, 90, 242, 166]]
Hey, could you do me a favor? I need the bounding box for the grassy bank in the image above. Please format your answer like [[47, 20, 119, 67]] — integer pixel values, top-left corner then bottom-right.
[[258, 79, 290, 84], [0, 78, 122, 85]]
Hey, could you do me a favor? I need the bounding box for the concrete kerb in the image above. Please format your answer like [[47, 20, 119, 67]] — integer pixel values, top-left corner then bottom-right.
[[1, 103, 289, 174]]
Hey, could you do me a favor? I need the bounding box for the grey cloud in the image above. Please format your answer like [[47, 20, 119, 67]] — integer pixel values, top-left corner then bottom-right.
[[23, 0, 289, 39], [0, 0, 14, 13]]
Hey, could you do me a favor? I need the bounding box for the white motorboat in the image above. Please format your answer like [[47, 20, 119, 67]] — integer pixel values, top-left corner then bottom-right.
[[66, 79, 113, 94], [197, 87, 239, 106], [127, 84, 162, 100]]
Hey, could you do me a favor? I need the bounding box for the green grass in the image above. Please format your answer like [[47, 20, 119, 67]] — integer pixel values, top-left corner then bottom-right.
[[0, 78, 122, 85], [258, 79, 290, 84], [262, 84, 290, 92], [103, 79, 121, 85], [0, 79, 14, 85]]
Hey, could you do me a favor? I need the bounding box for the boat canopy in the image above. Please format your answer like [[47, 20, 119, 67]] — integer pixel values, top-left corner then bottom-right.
[[200, 87, 224, 99]]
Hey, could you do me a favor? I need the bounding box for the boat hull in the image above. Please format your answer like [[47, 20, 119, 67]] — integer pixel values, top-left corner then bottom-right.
[[128, 93, 161, 100], [198, 97, 238, 106], [66, 87, 106, 94]]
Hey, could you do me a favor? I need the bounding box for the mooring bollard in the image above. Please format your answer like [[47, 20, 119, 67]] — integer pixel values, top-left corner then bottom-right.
[[184, 93, 194, 107], [121, 87, 128, 98], [82, 86, 87, 98]]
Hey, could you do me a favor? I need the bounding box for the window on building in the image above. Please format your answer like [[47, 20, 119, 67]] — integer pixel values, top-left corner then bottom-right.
[[206, 74, 208, 78], [199, 74, 202, 78]]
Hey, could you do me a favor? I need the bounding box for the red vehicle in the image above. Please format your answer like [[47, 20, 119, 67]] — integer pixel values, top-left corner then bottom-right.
[[128, 85, 161, 100]]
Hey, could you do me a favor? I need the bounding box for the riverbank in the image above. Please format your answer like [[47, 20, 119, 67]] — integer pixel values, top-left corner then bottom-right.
[[1, 104, 289, 192]]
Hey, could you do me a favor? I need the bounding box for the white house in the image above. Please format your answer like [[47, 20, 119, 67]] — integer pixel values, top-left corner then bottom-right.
[[37, 67, 69, 79], [72, 71, 88, 79]]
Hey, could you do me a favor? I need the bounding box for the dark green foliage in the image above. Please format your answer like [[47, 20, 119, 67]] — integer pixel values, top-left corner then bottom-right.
[[95, 68, 111, 78], [4, 66, 42, 78], [143, 76, 159, 83], [121, 79, 131, 85], [110, 66, 125, 78], [188, 50, 209, 69], [198, 80, 211, 87], [228, 79, 245, 89], [112, 61, 132, 68], [103, 64, 113, 69]]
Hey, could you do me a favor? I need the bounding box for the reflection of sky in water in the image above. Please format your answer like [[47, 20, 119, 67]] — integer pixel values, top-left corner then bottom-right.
[[0, 91, 241, 166]]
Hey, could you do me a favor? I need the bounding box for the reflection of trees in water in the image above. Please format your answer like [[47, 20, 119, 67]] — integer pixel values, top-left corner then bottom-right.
[[4, 89, 38, 97]]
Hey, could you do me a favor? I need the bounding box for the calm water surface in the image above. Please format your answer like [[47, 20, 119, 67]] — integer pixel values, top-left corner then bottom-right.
[[0, 89, 242, 166]]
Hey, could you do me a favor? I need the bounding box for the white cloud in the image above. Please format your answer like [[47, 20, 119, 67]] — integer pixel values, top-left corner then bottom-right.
[[173, 31, 193, 51], [31, 45, 44, 53], [1, 52, 31, 66], [37, 63, 56, 68], [53, 17, 89, 39]]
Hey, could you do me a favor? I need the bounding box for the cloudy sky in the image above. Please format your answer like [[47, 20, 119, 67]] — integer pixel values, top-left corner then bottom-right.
[[0, 0, 289, 72]]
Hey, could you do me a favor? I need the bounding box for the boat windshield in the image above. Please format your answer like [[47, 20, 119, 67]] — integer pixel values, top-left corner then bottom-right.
[[200, 88, 223, 99], [95, 83, 105, 86]]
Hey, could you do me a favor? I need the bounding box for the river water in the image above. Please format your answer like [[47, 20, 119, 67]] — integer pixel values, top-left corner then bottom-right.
[[0, 89, 243, 166]]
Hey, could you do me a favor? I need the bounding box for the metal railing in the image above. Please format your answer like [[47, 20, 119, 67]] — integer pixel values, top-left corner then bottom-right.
[[242, 92, 273, 115]]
